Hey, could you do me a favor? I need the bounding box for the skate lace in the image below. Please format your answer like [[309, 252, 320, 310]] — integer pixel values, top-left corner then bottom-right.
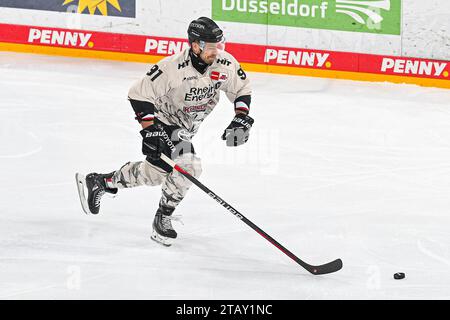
[[94, 190, 105, 207], [161, 215, 184, 229], [170, 215, 184, 225]]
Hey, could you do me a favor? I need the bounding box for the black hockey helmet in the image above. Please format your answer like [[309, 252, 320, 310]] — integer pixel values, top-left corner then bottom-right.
[[187, 17, 224, 44]]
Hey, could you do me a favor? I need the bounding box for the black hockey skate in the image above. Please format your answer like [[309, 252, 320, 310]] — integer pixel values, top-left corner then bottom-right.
[[151, 205, 178, 246], [75, 172, 118, 215]]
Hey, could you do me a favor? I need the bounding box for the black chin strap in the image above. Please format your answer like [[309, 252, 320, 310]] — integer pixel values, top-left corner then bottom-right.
[[189, 49, 210, 75]]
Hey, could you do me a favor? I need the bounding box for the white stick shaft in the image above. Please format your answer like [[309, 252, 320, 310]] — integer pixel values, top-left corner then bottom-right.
[[160, 153, 176, 168]]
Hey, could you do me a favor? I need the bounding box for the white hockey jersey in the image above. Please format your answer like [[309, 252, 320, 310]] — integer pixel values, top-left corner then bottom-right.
[[128, 48, 252, 136]]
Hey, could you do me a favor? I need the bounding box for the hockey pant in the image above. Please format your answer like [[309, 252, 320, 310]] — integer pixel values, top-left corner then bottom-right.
[[109, 153, 202, 209]]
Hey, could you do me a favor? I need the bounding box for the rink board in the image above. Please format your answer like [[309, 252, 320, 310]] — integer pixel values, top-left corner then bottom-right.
[[0, 23, 449, 89]]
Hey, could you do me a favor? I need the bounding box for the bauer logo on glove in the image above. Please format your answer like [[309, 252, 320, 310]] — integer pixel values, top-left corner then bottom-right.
[[221, 114, 254, 147], [140, 124, 176, 161]]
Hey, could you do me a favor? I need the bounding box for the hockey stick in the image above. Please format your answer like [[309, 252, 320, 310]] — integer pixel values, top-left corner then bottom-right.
[[160, 153, 343, 275]]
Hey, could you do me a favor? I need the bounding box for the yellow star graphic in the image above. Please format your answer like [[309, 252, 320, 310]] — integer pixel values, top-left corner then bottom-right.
[[63, 0, 122, 16]]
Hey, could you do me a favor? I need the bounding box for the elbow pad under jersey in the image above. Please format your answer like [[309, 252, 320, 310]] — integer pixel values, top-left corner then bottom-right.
[[129, 98, 155, 122]]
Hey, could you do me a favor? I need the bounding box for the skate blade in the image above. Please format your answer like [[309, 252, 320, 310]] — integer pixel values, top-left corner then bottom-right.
[[151, 230, 175, 247], [75, 173, 91, 215]]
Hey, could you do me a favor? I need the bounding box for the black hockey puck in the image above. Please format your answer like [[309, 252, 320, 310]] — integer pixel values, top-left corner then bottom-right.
[[393, 272, 405, 280]]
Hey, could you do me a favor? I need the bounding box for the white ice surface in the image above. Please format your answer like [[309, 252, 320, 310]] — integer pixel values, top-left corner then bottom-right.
[[1, 52, 450, 300]]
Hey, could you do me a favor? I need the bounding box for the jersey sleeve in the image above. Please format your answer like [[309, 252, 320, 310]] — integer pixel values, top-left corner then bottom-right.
[[222, 54, 252, 113], [128, 61, 171, 122], [128, 61, 171, 103]]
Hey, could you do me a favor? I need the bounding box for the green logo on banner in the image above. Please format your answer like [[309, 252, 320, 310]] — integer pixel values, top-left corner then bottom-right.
[[212, 0, 401, 35]]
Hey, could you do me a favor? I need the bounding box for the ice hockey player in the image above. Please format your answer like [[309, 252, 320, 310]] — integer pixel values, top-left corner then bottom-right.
[[76, 17, 254, 246]]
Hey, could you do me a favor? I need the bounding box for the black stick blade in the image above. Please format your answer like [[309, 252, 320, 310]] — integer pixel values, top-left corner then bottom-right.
[[301, 258, 343, 275], [164, 155, 344, 277]]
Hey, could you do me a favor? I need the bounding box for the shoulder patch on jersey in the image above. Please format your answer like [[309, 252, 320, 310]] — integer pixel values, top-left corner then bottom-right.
[[157, 48, 190, 71], [178, 59, 190, 69], [216, 58, 232, 66]]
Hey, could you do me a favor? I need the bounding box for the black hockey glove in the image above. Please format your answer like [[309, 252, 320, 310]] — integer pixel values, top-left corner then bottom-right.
[[221, 114, 254, 147], [140, 123, 175, 161]]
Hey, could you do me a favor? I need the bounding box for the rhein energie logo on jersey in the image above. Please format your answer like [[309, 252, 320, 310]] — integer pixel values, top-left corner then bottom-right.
[[185, 85, 219, 102]]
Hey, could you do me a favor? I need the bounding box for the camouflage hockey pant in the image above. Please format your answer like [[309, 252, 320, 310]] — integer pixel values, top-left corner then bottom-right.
[[110, 153, 202, 209]]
